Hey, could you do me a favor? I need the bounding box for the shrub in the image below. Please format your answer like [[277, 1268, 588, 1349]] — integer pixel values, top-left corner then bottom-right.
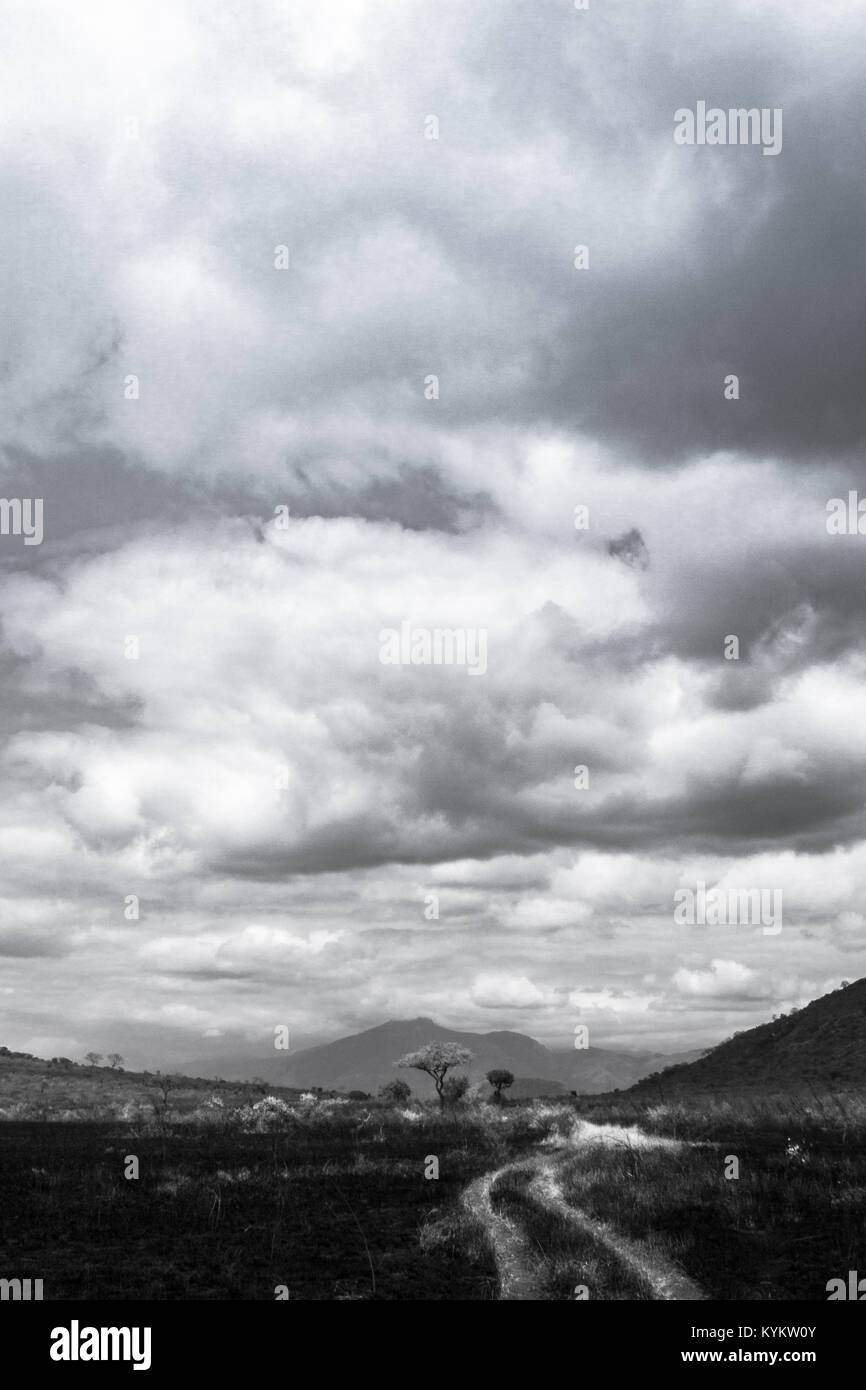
[[486, 1069, 515, 1103], [442, 1073, 471, 1107], [235, 1096, 296, 1132], [379, 1079, 412, 1105]]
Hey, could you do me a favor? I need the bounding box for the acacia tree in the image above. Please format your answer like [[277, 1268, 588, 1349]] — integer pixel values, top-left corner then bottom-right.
[[397, 1042, 472, 1108], [486, 1068, 514, 1104]]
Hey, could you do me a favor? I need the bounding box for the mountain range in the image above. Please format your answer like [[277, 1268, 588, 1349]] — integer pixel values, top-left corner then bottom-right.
[[182, 1017, 701, 1097], [179, 976, 866, 1098]]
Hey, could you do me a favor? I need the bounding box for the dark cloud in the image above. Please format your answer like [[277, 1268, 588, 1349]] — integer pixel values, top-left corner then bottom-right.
[[608, 528, 650, 570], [1, 0, 865, 1062]]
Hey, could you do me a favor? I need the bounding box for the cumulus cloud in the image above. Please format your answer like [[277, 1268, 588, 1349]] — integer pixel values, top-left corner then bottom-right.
[[0, 0, 863, 1062], [674, 960, 766, 1000], [471, 974, 549, 1010]]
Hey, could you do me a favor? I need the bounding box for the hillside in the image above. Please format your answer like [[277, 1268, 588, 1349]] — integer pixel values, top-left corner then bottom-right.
[[629, 978, 866, 1095], [0, 1049, 302, 1119]]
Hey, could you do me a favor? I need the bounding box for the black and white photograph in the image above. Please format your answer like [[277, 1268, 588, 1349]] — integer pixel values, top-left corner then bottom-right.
[[0, 0, 864, 1361]]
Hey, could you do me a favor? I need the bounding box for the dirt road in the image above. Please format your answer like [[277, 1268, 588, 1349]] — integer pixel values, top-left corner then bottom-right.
[[461, 1120, 707, 1302]]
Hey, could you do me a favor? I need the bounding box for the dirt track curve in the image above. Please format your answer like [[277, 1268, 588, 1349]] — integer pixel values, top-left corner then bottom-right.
[[461, 1121, 707, 1302]]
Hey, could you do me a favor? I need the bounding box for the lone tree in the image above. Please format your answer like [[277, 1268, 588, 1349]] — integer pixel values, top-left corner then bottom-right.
[[107, 1053, 124, 1070], [149, 1072, 181, 1160], [397, 1042, 472, 1108], [486, 1068, 514, 1104], [84, 1051, 103, 1072]]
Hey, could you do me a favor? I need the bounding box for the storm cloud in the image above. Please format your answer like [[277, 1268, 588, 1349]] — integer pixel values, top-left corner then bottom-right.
[[0, 0, 864, 1065]]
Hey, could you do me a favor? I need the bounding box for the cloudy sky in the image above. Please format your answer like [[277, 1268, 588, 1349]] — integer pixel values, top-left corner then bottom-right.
[[2, 0, 865, 1068]]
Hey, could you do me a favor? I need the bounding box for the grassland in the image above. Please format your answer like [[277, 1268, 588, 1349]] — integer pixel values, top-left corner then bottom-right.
[[489, 1090, 866, 1300], [557, 1090, 866, 1301], [0, 1102, 546, 1300], [0, 1053, 862, 1300]]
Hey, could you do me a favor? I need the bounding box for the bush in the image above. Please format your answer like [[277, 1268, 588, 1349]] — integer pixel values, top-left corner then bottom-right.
[[442, 1073, 470, 1107], [235, 1096, 296, 1133], [486, 1069, 515, 1103], [379, 1079, 412, 1105]]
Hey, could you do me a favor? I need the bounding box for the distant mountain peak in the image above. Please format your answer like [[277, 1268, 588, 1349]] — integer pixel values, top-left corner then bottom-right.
[[181, 1017, 695, 1097]]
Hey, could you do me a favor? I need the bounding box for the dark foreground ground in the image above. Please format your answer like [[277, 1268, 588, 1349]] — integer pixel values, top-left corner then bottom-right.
[[0, 1091, 862, 1299]]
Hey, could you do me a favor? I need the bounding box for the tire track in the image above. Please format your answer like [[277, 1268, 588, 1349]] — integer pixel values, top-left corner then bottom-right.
[[461, 1171, 546, 1300], [528, 1164, 707, 1301], [462, 1119, 708, 1302]]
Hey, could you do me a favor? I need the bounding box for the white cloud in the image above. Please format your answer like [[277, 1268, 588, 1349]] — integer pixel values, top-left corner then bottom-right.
[[1, 0, 865, 1064], [471, 975, 548, 1010], [673, 960, 766, 999]]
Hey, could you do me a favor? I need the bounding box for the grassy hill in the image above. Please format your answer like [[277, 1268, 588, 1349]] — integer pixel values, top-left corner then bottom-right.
[[0, 1049, 305, 1120], [630, 977, 866, 1095]]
